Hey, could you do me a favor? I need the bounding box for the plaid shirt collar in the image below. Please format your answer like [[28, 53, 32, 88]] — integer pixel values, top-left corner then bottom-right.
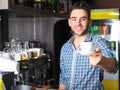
[[68, 33, 93, 43]]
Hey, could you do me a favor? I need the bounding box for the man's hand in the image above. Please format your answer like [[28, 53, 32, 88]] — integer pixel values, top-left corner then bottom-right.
[[59, 84, 66, 90], [88, 48, 103, 66]]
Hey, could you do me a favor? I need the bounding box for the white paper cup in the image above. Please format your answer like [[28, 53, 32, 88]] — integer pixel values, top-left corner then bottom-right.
[[79, 42, 95, 55]]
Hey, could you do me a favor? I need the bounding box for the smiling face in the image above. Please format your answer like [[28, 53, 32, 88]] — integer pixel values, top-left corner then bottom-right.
[[68, 9, 92, 37]]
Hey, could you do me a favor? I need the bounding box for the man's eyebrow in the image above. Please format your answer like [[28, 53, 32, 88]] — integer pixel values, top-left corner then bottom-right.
[[70, 17, 76, 18], [81, 16, 88, 18], [70, 16, 88, 19]]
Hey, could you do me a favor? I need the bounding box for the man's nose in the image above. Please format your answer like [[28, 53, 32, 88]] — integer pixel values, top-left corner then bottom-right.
[[76, 19, 82, 25]]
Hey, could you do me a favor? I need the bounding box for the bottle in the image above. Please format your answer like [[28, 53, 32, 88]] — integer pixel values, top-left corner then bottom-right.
[[34, 0, 42, 9], [18, 0, 25, 5], [45, 0, 52, 11], [58, 0, 65, 13], [41, 0, 45, 10], [24, 0, 34, 7], [15, 0, 25, 5], [51, 0, 57, 13], [63, 0, 68, 13], [110, 41, 116, 52]]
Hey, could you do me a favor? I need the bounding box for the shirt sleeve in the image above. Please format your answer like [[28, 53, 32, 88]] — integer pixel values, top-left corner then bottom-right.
[[59, 45, 66, 84], [93, 35, 119, 73], [93, 35, 113, 57]]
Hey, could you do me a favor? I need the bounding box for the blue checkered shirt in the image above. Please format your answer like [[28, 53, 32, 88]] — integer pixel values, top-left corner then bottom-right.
[[59, 33, 116, 90]]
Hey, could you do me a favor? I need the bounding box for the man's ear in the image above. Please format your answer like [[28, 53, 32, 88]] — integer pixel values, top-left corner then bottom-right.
[[68, 19, 71, 27], [89, 19, 92, 26]]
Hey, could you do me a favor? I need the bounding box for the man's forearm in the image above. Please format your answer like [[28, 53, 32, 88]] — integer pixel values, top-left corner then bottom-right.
[[98, 56, 117, 72]]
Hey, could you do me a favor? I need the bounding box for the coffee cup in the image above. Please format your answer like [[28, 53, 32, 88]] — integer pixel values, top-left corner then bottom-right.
[[79, 42, 96, 55]]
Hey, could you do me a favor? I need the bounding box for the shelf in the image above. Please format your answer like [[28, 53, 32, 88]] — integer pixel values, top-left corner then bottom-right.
[[0, 0, 68, 18]]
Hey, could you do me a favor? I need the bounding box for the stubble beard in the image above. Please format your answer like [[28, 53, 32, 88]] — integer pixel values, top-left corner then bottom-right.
[[73, 27, 89, 36]]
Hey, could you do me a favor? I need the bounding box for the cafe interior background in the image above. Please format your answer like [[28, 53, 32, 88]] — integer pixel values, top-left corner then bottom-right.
[[0, 0, 119, 90]]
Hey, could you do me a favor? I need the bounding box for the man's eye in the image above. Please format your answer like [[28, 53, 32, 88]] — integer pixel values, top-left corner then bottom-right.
[[81, 18, 87, 21], [71, 18, 76, 21]]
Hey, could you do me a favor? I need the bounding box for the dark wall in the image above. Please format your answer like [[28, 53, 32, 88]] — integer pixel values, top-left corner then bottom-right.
[[72, 0, 120, 8], [92, 0, 120, 8], [72, 0, 92, 5], [54, 19, 72, 84]]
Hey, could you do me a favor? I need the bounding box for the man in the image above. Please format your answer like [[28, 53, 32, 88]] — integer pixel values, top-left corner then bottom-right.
[[59, 1, 118, 90]]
